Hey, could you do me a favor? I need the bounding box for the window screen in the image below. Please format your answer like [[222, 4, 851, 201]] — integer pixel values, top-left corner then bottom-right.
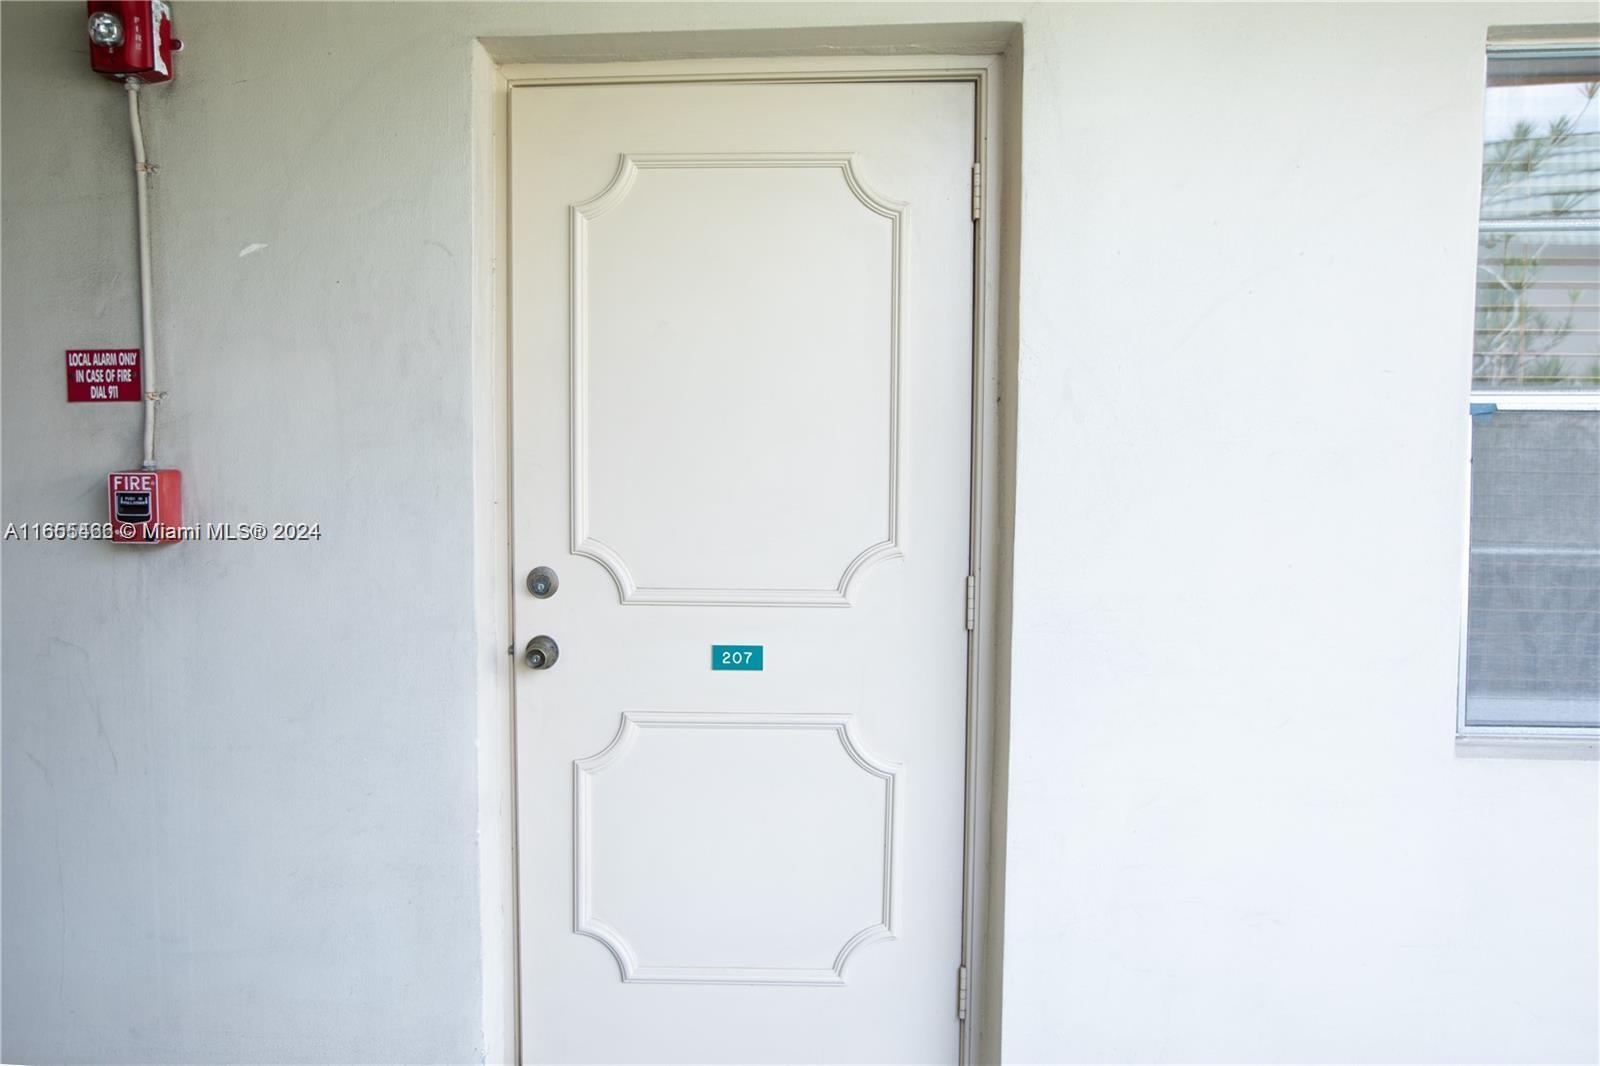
[[1463, 47, 1600, 735], [1464, 410, 1600, 728]]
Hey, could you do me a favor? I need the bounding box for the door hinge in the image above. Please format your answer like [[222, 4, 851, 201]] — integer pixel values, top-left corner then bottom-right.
[[965, 574, 976, 631], [970, 163, 982, 222], [956, 964, 970, 1021]]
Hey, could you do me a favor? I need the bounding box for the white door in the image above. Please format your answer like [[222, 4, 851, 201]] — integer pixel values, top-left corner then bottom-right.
[[510, 78, 976, 1064]]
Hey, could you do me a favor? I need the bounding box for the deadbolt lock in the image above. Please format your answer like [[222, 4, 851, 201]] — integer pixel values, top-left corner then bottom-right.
[[524, 635, 559, 670], [526, 566, 559, 599]]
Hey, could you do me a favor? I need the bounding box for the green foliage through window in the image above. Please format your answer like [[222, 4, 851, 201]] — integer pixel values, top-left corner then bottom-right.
[[1474, 78, 1600, 389]]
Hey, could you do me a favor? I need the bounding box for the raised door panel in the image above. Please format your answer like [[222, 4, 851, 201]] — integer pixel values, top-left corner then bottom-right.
[[575, 712, 900, 984], [574, 156, 904, 606]]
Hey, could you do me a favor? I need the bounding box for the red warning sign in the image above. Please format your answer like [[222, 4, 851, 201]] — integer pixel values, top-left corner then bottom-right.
[[66, 348, 141, 403]]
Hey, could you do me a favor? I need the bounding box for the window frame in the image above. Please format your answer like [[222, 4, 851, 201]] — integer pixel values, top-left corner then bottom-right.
[[1456, 39, 1600, 742]]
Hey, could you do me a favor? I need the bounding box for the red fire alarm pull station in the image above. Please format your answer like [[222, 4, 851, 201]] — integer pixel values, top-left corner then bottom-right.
[[87, 1, 179, 83], [108, 470, 182, 543]]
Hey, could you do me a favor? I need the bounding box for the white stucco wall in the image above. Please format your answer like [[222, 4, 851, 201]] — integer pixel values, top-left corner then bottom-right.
[[2, 3, 1594, 1064], [1002, 5, 1599, 1063]]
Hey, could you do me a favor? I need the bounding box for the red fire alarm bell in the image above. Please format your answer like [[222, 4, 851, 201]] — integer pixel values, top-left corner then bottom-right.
[[108, 470, 182, 543], [87, 0, 179, 83]]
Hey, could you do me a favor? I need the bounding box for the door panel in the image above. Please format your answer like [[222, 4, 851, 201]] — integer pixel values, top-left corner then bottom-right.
[[575, 711, 897, 984], [574, 155, 902, 604], [511, 80, 975, 1064]]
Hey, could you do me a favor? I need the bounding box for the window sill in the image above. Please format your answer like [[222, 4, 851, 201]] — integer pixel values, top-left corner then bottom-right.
[[1455, 732, 1599, 760]]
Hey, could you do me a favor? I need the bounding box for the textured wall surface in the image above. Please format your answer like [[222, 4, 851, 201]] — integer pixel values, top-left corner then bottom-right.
[[1001, 5, 1599, 1063], [2, 3, 1596, 1064], [1, 4, 495, 1061]]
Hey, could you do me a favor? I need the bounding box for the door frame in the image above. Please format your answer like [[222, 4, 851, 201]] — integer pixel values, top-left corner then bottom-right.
[[471, 50, 1016, 1066]]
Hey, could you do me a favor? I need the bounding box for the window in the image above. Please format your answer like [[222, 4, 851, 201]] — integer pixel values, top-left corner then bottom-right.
[[1461, 43, 1600, 738]]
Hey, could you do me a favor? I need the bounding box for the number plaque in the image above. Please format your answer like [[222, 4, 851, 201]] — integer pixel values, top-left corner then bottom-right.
[[711, 645, 763, 671]]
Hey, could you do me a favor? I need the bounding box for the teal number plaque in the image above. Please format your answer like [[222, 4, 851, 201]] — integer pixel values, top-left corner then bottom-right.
[[711, 645, 763, 671]]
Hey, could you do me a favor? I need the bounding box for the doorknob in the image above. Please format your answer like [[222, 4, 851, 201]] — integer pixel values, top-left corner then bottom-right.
[[524, 635, 560, 670], [526, 566, 559, 599]]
